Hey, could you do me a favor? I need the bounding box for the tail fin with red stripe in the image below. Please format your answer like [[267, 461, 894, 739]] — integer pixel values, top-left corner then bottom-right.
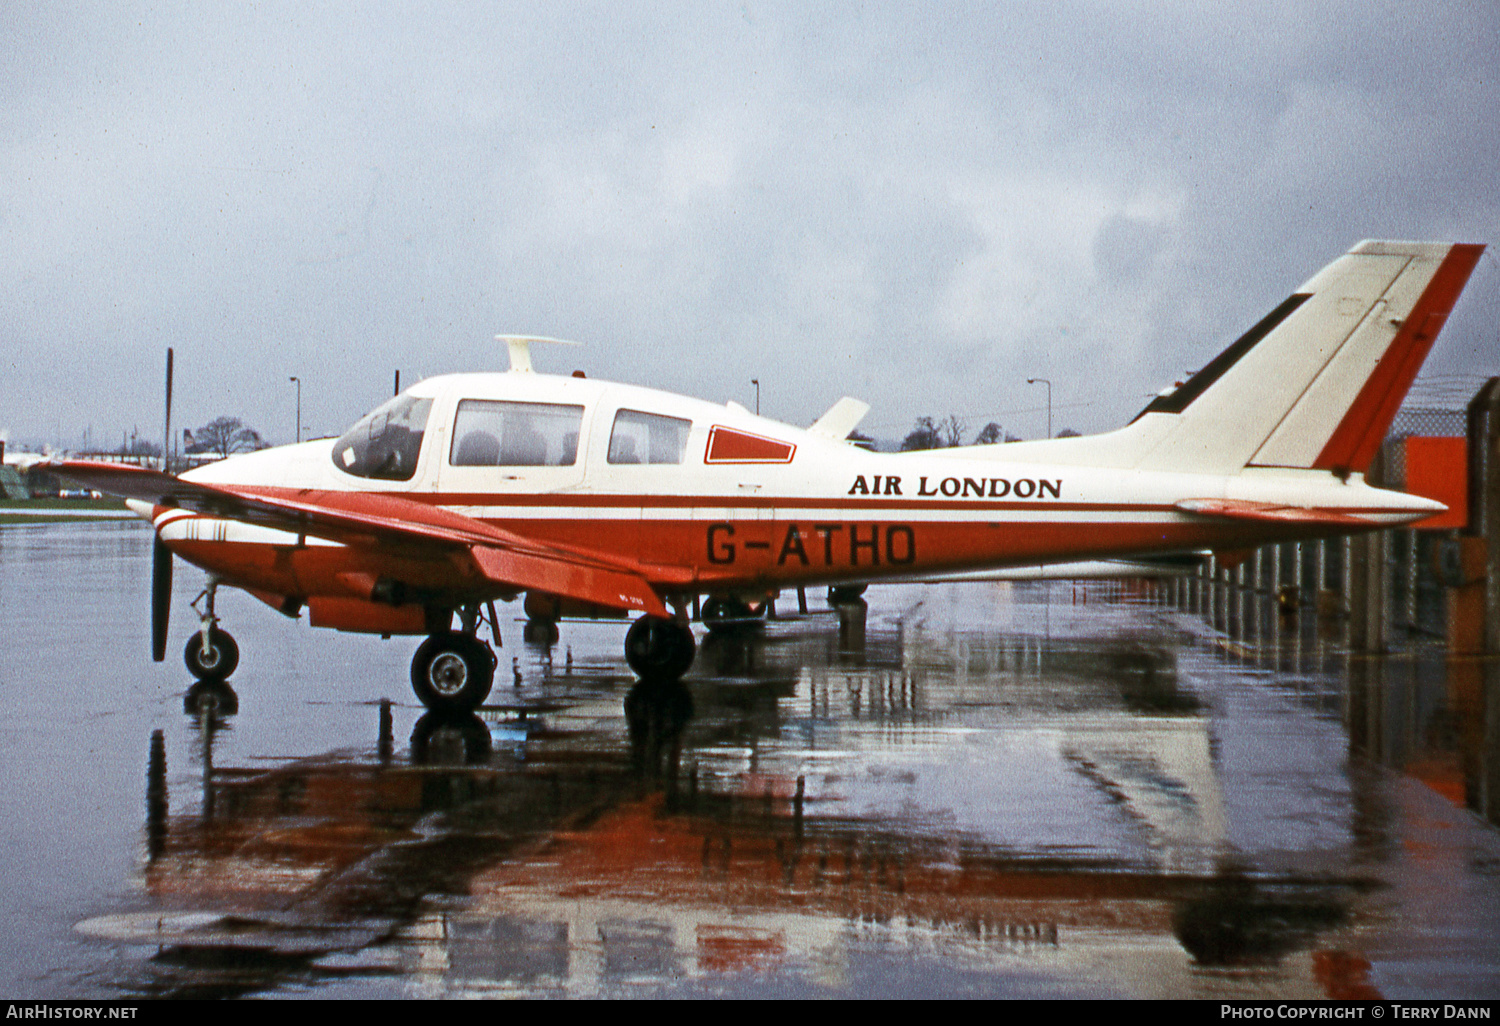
[[1129, 240, 1484, 476]]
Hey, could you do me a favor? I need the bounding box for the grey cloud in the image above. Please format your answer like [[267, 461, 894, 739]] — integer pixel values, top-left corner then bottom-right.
[[2, 1, 1496, 448]]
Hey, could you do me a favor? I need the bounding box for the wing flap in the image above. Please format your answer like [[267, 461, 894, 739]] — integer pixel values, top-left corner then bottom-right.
[[467, 546, 669, 618]]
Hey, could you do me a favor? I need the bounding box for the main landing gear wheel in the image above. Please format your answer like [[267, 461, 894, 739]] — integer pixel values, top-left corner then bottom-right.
[[700, 596, 764, 634], [184, 627, 239, 681], [411, 631, 495, 714], [624, 615, 696, 680]]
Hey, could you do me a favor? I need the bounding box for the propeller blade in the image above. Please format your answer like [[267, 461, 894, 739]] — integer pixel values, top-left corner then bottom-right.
[[151, 536, 171, 662]]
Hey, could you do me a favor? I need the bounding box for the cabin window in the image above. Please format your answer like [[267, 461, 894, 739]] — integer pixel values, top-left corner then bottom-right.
[[331, 395, 434, 481], [608, 409, 692, 465], [449, 400, 583, 467]]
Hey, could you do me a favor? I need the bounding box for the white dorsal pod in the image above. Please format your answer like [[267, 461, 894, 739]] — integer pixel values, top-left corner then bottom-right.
[[497, 335, 581, 373]]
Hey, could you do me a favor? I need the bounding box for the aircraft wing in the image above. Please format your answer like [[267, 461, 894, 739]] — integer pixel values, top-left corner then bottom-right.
[[51, 460, 670, 617]]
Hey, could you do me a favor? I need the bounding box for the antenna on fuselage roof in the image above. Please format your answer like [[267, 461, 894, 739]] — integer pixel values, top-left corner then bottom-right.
[[496, 335, 581, 373]]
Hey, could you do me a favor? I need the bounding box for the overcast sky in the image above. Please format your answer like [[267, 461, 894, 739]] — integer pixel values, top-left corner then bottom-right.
[[4, 1, 1498, 451]]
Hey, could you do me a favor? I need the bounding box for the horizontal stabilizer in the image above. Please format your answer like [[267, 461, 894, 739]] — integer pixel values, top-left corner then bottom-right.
[[1175, 497, 1378, 527], [902, 554, 1210, 583]]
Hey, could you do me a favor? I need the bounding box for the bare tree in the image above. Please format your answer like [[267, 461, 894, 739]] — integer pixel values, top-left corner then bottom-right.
[[973, 422, 1003, 445], [936, 415, 967, 448], [900, 416, 942, 451], [901, 415, 977, 450], [190, 417, 267, 459]]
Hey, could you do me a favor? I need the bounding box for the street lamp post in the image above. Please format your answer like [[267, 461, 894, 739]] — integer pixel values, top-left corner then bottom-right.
[[289, 377, 301, 444], [1026, 377, 1052, 439], [751, 379, 760, 416]]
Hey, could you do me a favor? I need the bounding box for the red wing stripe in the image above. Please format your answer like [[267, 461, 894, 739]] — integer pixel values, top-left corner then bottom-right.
[[1313, 243, 1484, 473]]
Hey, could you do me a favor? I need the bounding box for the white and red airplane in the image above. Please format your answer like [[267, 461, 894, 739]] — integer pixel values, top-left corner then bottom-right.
[[54, 240, 1483, 713]]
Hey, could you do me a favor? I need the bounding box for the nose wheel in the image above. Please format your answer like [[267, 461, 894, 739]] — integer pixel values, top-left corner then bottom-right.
[[184, 627, 239, 680], [184, 581, 239, 681], [624, 615, 696, 680]]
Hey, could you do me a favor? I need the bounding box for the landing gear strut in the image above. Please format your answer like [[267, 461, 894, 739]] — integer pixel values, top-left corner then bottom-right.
[[624, 615, 695, 679], [184, 581, 239, 681], [410, 606, 496, 714]]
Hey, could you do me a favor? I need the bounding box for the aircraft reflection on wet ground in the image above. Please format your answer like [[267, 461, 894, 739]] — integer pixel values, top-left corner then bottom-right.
[[5, 524, 1499, 998], [72, 593, 1498, 997]]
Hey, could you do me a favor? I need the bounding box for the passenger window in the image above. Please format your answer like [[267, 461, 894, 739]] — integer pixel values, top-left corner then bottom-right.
[[450, 401, 584, 467], [608, 409, 692, 465]]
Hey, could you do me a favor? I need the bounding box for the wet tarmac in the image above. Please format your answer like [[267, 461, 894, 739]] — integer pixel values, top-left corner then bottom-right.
[[2, 520, 1499, 999]]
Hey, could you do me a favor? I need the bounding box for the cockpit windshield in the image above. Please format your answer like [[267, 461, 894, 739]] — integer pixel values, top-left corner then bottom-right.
[[331, 395, 434, 481]]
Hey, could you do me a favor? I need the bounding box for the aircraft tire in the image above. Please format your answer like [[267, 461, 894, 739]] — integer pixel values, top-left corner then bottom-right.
[[700, 596, 761, 634], [624, 615, 695, 680], [184, 627, 239, 681], [411, 631, 495, 714]]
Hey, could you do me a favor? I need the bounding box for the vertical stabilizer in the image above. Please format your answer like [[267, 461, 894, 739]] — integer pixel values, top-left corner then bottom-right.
[[1130, 241, 1483, 476]]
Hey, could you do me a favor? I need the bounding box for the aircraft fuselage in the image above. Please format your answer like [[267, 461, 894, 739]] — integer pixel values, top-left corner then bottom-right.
[[150, 369, 1436, 633]]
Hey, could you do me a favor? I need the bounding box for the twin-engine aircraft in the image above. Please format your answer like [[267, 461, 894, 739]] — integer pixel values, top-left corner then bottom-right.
[[56, 240, 1483, 713]]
